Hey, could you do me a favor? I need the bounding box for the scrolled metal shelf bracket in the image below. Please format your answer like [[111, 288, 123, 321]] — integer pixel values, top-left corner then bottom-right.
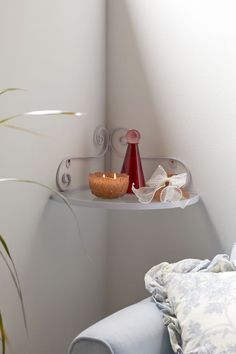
[[56, 126, 110, 191], [56, 126, 192, 191]]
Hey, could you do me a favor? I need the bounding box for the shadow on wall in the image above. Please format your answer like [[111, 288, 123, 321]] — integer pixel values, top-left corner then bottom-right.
[[107, 201, 223, 313], [107, 0, 225, 313], [106, 0, 166, 158], [23, 201, 108, 354]]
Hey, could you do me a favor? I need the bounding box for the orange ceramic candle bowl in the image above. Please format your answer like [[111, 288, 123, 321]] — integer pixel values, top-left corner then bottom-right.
[[89, 172, 129, 199]]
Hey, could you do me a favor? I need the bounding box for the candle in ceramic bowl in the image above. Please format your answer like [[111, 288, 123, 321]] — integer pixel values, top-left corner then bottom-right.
[[89, 172, 129, 199]]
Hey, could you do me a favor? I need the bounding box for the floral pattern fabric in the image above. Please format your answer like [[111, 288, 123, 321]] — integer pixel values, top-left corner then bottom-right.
[[145, 255, 236, 354]]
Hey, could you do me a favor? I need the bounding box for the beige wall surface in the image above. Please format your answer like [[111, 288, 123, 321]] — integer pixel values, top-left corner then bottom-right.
[[0, 1, 107, 353], [107, 0, 232, 312]]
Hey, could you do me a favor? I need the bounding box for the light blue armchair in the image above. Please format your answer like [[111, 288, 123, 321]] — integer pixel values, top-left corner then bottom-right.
[[68, 297, 173, 354], [68, 244, 236, 354]]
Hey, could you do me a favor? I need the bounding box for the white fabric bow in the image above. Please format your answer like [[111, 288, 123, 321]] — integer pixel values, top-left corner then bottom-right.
[[132, 165, 188, 204]]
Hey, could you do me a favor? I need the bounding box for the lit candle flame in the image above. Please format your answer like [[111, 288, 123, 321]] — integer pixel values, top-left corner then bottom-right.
[[114, 173, 117, 180], [102, 174, 106, 178]]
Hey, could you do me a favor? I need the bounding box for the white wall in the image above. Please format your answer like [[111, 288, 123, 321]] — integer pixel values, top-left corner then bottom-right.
[[2, 0, 236, 349], [107, 0, 230, 312], [0, 1, 107, 353]]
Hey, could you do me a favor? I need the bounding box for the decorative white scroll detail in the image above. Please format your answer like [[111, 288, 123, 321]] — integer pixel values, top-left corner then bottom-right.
[[132, 165, 188, 205]]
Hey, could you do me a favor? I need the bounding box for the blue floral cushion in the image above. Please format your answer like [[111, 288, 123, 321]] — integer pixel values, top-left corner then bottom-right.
[[145, 255, 236, 354]]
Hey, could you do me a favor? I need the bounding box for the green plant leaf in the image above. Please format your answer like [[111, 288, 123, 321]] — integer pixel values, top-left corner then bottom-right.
[[0, 110, 85, 125], [0, 178, 82, 252], [0, 111, 85, 135], [0, 235, 11, 259], [0, 178, 85, 343], [0, 312, 6, 354], [0, 92, 87, 352], [0, 233, 28, 335], [0, 177, 77, 223], [0, 88, 25, 96], [3, 124, 45, 136], [25, 110, 85, 116]]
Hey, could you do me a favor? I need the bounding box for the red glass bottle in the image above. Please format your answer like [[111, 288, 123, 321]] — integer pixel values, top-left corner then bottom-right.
[[121, 129, 145, 193]]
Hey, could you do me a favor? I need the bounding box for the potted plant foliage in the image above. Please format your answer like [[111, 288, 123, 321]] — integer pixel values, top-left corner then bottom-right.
[[0, 87, 83, 353]]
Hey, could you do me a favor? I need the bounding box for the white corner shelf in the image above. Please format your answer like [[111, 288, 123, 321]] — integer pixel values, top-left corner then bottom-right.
[[52, 188, 199, 210], [54, 126, 200, 210]]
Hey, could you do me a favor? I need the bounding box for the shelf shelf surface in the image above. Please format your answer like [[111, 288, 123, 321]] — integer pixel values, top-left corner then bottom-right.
[[52, 188, 199, 210]]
